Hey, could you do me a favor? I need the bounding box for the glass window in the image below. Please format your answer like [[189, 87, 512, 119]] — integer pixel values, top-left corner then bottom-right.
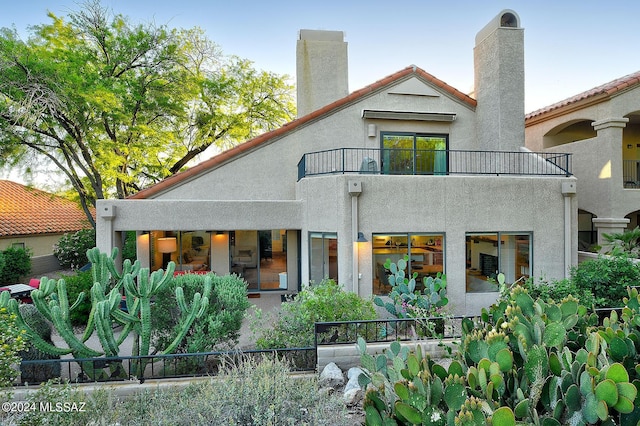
[[381, 132, 447, 175], [232, 230, 288, 291], [372, 233, 445, 295], [309, 233, 338, 283], [466, 232, 531, 293]]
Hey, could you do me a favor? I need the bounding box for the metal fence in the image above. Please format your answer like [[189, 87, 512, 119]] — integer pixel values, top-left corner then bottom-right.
[[314, 315, 475, 347], [17, 347, 316, 385], [298, 148, 572, 180]]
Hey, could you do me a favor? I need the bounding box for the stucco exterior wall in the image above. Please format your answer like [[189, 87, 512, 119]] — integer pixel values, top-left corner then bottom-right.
[[525, 86, 640, 221], [297, 174, 577, 316], [0, 234, 61, 257]]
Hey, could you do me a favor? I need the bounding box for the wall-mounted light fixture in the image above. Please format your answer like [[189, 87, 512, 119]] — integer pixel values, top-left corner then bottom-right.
[[628, 144, 633, 149], [356, 232, 368, 243]]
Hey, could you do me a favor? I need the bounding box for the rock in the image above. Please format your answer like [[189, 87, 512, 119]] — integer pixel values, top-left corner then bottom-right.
[[319, 362, 345, 388], [343, 367, 364, 405]]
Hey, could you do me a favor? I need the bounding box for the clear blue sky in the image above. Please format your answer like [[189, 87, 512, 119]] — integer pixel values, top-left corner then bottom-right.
[[3, 1, 640, 113]]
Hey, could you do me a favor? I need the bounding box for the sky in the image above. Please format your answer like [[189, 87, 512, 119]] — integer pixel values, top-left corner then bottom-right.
[[3, 0, 640, 113], [2, 0, 640, 185]]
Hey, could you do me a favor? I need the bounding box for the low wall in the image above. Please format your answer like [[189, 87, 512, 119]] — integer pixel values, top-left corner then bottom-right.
[[317, 339, 458, 372], [30, 255, 61, 277]]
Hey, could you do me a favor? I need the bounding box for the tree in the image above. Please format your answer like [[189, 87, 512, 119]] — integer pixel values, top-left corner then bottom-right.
[[0, 1, 295, 226]]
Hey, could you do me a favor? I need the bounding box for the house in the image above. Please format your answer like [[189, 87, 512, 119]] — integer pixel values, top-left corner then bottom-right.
[[0, 180, 93, 275], [525, 71, 640, 250], [96, 10, 577, 315]]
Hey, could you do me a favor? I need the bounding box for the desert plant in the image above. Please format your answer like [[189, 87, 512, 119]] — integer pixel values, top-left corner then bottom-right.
[[53, 228, 96, 270], [253, 279, 376, 349], [0, 248, 211, 380], [359, 284, 640, 425], [0, 246, 32, 285], [3, 356, 353, 426], [603, 226, 640, 257], [374, 255, 448, 319], [570, 254, 640, 308], [152, 273, 250, 354], [17, 304, 61, 384]]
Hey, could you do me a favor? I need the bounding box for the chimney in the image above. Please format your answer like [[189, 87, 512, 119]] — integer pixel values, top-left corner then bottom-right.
[[474, 10, 524, 151], [296, 30, 348, 117]]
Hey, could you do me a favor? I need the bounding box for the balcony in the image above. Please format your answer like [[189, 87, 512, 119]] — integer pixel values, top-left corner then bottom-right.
[[297, 148, 572, 180], [624, 160, 640, 188]]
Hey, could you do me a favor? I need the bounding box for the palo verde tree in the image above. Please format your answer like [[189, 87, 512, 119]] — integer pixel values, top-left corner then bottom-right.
[[0, 1, 295, 226]]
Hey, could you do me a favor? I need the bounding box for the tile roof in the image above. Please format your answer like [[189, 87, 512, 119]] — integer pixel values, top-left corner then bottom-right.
[[0, 180, 93, 237], [130, 65, 476, 200], [526, 70, 640, 122]]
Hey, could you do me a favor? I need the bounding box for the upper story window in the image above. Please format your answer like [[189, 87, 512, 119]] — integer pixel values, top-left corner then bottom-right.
[[381, 132, 448, 175]]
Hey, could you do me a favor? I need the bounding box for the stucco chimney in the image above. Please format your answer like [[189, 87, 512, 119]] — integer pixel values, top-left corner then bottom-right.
[[296, 30, 348, 117], [474, 10, 524, 151]]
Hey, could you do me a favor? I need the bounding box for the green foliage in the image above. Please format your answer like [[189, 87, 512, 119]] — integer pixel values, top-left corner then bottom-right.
[[0, 248, 211, 380], [62, 271, 94, 326], [152, 273, 250, 353], [0, 246, 32, 285], [122, 230, 137, 263], [603, 226, 640, 257], [359, 284, 640, 425], [254, 279, 376, 349], [0, 1, 295, 222], [570, 255, 640, 308], [3, 357, 352, 426], [373, 255, 448, 319], [523, 276, 602, 309], [17, 304, 60, 385], [53, 229, 96, 270], [0, 298, 26, 388]]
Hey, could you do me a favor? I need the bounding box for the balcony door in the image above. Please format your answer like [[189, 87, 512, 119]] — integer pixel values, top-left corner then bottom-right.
[[381, 132, 447, 175]]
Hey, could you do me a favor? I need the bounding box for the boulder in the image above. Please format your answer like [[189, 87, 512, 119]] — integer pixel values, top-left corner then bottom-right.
[[319, 362, 344, 388]]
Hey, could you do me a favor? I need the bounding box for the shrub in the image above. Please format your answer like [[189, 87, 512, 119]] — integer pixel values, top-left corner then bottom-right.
[[0, 246, 32, 285], [523, 276, 602, 308], [4, 356, 353, 426], [53, 228, 96, 270], [254, 279, 377, 349], [62, 271, 94, 326], [122, 230, 137, 263], [151, 273, 250, 353], [0, 302, 26, 389], [570, 255, 640, 308]]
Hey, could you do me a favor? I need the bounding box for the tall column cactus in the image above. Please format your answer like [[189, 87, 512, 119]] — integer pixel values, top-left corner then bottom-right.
[[1, 248, 211, 381]]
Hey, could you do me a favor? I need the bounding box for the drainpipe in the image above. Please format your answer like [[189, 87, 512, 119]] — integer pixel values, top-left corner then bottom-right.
[[561, 182, 576, 278], [348, 181, 363, 295]]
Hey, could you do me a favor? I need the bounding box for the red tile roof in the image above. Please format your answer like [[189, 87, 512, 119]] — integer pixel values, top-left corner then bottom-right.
[[0, 180, 93, 237], [130, 65, 476, 199], [526, 70, 640, 122]]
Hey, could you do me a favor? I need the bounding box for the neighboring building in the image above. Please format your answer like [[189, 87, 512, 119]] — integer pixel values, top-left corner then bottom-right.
[[96, 10, 577, 315], [0, 180, 94, 275], [525, 71, 640, 249]]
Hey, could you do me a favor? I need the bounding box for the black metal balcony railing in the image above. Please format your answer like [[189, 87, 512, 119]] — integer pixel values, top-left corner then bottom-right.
[[623, 160, 640, 188], [297, 148, 572, 180]]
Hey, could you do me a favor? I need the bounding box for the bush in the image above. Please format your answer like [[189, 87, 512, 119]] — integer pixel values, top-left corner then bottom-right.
[[570, 255, 640, 308], [254, 279, 377, 349], [62, 271, 94, 326], [0, 246, 32, 285], [4, 356, 353, 426], [53, 228, 96, 270], [151, 273, 250, 353], [523, 276, 602, 308], [122, 230, 137, 263], [0, 303, 26, 389]]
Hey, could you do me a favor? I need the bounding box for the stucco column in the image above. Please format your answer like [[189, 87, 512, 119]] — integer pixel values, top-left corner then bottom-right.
[[592, 217, 630, 248], [591, 118, 629, 211], [96, 201, 122, 270]]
